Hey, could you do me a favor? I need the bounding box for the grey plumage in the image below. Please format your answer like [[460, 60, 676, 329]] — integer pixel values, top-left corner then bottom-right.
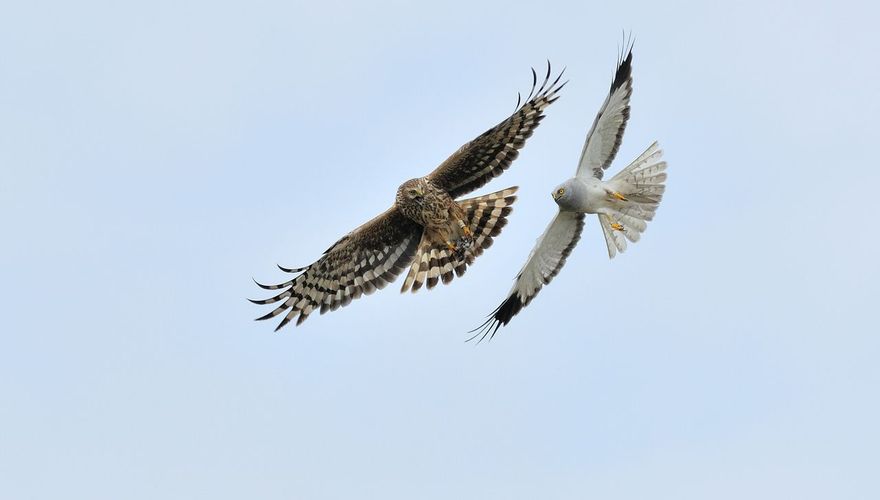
[[473, 43, 668, 341]]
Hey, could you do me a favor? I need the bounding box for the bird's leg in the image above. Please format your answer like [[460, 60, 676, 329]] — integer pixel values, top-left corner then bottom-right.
[[609, 191, 628, 201], [454, 244, 467, 260], [445, 238, 467, 260], [611, 222, 625, 231], [445, 217, 472, 260], [456, 218, 473, 238]]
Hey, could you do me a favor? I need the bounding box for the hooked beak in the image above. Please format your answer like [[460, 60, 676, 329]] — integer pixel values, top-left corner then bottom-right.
[[552, 191, 561, 201]]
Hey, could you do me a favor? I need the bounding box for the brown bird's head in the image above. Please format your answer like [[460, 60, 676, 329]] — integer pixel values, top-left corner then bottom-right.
[[396, 178, 427, 204]]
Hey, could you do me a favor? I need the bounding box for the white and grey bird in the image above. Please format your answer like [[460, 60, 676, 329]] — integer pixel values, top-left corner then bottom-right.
[[471, 45, 668, 341]]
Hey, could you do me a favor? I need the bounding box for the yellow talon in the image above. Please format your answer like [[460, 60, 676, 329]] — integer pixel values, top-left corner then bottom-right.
[[446, 241, 457, 252], [462, 225, 473, 237], [611, 191, 628, 201], [611, 222, 625, 231]]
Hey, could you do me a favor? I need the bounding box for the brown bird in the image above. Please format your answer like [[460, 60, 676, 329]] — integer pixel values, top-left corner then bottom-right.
[[252, 65, 566, 330]]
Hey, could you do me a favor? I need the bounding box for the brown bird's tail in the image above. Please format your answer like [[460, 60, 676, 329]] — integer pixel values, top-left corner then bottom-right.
[[400, 187, 518, 292]]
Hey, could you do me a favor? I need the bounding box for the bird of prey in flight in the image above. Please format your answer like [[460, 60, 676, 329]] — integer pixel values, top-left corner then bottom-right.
[[471, 45, 667, 341], [252, 65, 566, 330]]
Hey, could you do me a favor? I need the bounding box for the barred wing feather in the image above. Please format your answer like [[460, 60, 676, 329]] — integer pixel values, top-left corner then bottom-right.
[[428, 64, 566, 199], [251, 208, 422, 330]]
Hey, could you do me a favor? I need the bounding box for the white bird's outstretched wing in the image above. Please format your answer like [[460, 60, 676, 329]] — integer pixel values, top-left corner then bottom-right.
[[574, 45, 634, 180], [470, 210, 585, 341]]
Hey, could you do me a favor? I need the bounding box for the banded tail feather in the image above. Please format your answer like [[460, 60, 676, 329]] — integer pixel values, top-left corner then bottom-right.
[[600, 141, 667, 258], [401, 187, 518, 293]]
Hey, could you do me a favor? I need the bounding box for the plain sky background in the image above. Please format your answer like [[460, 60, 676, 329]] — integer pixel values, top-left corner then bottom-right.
[[2, 0, 879, 498]]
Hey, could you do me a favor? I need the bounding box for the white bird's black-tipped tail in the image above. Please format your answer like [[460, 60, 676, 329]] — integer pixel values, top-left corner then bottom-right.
[[599, 141, 667, 258]]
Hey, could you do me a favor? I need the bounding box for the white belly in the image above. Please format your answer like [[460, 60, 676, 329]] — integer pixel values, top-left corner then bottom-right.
[[579, 179, 612, 214]]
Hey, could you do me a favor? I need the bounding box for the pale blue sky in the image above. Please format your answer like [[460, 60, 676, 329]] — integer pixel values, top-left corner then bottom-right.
[[2, 0, 879, 498]]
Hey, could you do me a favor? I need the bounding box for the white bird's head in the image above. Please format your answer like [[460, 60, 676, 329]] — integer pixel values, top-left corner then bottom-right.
[[551, 179, 578, 210]]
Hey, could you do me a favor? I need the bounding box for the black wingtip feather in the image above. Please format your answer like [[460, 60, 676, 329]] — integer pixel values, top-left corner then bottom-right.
[[556, 79, 569, 93], [553, 66, 567, 86], [277, 263, 308, 273], [466, 293, 523, 343], [610, 36, 634, 93], [274, 316, 291, 331], [525, 67, 538, 103], [255, 310, 280, 322], [493, 294, 523, 328], [253, 277, 292, 290], [542, 60, 552, 87]]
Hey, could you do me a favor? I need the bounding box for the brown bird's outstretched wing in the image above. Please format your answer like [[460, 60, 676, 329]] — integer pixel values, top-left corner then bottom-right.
[[427, 63, 566, 199], [251, 208, 422, 330]]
